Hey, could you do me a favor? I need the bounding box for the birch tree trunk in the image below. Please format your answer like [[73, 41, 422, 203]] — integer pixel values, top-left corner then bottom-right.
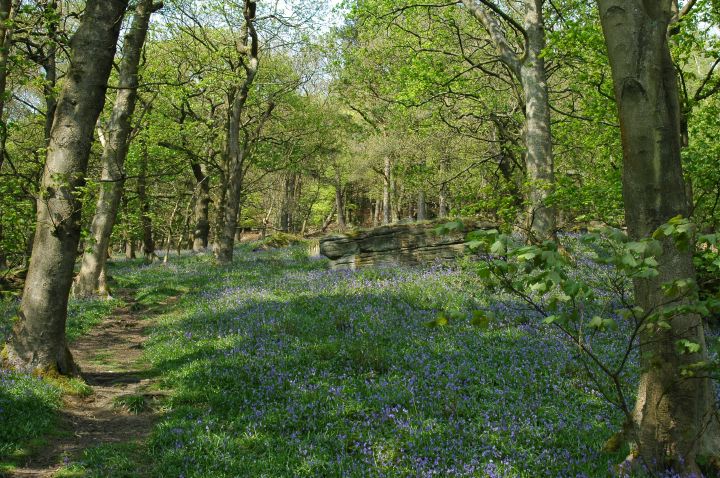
[[73, 0, 159, 297], [4, 0, 128, 375], [598, 0, 720, 473]]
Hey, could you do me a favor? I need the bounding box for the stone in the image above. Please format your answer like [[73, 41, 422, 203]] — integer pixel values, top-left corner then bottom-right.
[[319, 220, 495, 270]]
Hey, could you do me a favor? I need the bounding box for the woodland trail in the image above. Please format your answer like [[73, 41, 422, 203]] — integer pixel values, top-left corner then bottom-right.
[[6, 290, 175, 478]]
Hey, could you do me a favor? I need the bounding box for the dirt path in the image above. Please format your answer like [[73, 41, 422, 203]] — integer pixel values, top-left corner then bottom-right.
[[8, 290, 173, 478]]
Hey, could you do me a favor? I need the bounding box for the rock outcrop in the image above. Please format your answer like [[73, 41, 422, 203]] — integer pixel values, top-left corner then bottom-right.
[[319, 221, 494, 270]]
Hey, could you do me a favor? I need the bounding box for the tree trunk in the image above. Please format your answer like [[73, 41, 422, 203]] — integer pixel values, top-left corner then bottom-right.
[[382, 156, 391, 224], [125, 238, 135, 259], [280, 172, 295, 232], [215, 117, 248, 263], [215, 0, 259, 265], [0, 0, 16, 170], [42, 2, 58, 145], [212, 168, 227, 253], [598, 0, 720, 473], [191, 161, 210, 252], [438, 156, 449, 218], [335, 178, 346, 230], [461, 0, 556, 242], [73, 0, 157, 297], [416, 191, 426, 221], [4, 0, 128, 375], [137, 139, 155, 264], [520, 0, 555, 242]]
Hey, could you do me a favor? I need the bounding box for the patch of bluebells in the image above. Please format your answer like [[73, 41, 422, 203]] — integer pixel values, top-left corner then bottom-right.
[[124, 244, 638, 477], [0, 367, 61, 457]]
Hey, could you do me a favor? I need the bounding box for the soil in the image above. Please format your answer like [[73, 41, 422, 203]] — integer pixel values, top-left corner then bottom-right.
[[5, 289, 174, 478]]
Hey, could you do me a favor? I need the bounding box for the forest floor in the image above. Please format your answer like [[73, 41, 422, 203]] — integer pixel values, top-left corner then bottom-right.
[[1, 288, 176, 477], [7, 240, 713, 477]]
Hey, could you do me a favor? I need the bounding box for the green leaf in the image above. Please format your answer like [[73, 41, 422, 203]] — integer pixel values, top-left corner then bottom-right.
[[562, 280, 581, 298], [426, 313, 449, 328], [467, 240, 483, 251], [530, 281, 548, 293], [471, 310, 494, 329], [677, 339, 701, 354], [517, 251, 537, 261], [490, 240, 506, 255]]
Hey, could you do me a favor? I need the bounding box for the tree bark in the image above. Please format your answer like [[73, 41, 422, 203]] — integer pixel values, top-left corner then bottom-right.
[[4, 0, 128, 375], [0, 0, 17, 170], [382, 156, 391, 224], [124, 239, 136, 259], [520, 1, 555, 241], [335, 171, 346, 230], [416, 191, 426, 221], [41, 1, 58, 144], [598, 0, 720, 473], [438, 155, 449, 218], [280, 172, 296, 232], [191, 160, 210, 252], [73, 0, 158, 297]]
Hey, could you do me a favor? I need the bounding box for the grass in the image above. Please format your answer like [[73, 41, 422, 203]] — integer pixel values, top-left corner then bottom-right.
[[56, 442, 150, 478], [113, 394, 151, 414], [61, 244, 636, 477]]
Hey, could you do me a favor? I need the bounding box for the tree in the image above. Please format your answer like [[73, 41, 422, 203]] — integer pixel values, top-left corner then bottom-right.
[[214, 0, 262, 264], [597, 0, 720, 473], [0, 0, 19, 267], [460, 0, 556, 241], [3, 0, 129, 374], [73, 0, 161, 297]]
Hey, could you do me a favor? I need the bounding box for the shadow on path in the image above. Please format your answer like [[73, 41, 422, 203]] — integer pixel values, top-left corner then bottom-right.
[[6, 289, 175, 478]]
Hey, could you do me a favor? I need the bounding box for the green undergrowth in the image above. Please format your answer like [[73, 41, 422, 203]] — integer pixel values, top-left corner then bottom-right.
[[55, 442, 150, 478], [56, 243, 633, 477], [0, 284, 123, 471]]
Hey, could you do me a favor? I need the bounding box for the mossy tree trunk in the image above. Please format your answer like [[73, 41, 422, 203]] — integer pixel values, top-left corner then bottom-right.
[[598, 0, 720, 473], [4, 0, 129, 375], [73, 0, 160, 297]]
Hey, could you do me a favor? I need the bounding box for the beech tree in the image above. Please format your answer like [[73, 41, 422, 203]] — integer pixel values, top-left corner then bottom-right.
[[4, 0, 128, 374], [73, 0, 161, 297], [597, 0, 720, 473], [214, 0, 262, 264], [459, 0, 555, 241]]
